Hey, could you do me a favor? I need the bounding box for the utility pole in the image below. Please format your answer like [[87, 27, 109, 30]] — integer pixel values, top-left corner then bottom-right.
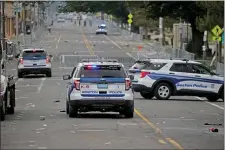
[[15, 2, 19, 46], [159, 17, 165, 46], [202, 31, 207, 60], [179, 18, 183, 50]]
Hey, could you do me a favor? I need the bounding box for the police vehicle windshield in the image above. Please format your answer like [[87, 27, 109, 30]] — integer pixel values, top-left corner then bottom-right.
[[79, 65, 126, 78], [98, 25, 106, 29]]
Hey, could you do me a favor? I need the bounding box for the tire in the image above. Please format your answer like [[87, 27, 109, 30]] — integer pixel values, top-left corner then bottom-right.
[[18, 72, 23, 78], [69, 105, 78, 118], [220, 88, 224, 101], [105, 33, 107, 35], [66, 101, 69, 115], [0, 100, 6, 121], [140, 91, 154, 99], [154, 82, 172, 100], [206, 96, 220, 102], [124, 103, 134, 118], [46, 71, 52, 77]]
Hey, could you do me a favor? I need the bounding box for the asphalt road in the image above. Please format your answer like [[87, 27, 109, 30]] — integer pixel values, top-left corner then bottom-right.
[[1, 20, 224, 149]]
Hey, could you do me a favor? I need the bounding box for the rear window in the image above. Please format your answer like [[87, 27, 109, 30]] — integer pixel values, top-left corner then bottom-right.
[[142, 63, 167, 70], [130, 61, 150, 70], [79, 65, 126, 78], [22, 50, 46, 57]]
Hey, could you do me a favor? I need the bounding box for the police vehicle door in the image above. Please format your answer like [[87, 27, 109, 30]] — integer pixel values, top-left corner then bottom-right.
[[67, 66, 77, 100], [169, 63, 193, 91], [188, 64, 222, 93]]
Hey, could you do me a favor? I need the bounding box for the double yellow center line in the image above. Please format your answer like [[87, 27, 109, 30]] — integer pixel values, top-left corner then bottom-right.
[[81, 28, 95, 56]]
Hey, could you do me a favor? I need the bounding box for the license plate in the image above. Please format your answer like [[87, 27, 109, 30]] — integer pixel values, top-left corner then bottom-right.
[[97, 84, 108, 89]]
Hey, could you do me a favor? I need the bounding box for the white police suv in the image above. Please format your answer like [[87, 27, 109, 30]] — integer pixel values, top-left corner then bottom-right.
[[16, 49, 52, 78], [128, 59, 151, 84], [63, 59, 134, 118], [133, 59, 224, 102], [96, 24, 107, 35]]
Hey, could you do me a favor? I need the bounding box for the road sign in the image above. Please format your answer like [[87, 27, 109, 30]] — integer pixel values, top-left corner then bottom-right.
[[128, 13, 133, 19], [212, 36, 222, 41], [211, 25, 223, 36], [127, 19, 132, 24]]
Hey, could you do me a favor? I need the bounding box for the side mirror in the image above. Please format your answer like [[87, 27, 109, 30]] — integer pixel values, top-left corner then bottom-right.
[[15, 54, 20, 58], [63, 75, 71, 80], [128, 75, 134, 80]]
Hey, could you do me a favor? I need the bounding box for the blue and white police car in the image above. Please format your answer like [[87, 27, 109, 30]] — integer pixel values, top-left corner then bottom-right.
[[133, 59, 224, 102], [96, 24, 107, 35], [16, 49, 52, 78], [63, 59, 134, 118]]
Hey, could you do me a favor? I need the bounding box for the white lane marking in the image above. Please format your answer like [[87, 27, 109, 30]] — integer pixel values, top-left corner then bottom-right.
[[16, 85, 39, 88], [196, 97, 224, 110], [37, 147, 47, 149], [15, 97, 28, 100], [55, 35, 61, 49], [103, 35, 122, 49], [36, 78, 46, 93], [126, 52, 137, 60], [77, 130, 105, 132], [103, 35, 137, 59]]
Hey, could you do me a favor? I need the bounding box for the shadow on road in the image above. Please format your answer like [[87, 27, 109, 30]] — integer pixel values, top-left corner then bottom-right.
[[138, 98, 224, 102]]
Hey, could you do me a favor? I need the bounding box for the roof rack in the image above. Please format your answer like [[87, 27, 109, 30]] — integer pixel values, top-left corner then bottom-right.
[[82, 59, 119, 63]]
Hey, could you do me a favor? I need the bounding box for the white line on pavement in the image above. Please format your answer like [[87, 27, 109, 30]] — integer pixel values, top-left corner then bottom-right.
[[55, 35, 61, 49], [196, 97, 224, 110], [15, 97, 28, 100], [36, 78, 46, 93], [103, 35, 137, 60]]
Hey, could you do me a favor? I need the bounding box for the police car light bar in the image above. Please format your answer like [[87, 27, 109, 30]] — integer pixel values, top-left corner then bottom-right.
[[82, 59, 119, 63]]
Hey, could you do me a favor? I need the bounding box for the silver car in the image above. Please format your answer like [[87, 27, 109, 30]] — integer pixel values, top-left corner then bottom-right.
[[16, 49, 52, 78]]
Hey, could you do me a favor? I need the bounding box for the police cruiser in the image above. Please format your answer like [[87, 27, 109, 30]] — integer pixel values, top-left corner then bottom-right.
[[16, 49, 52, 78], [63, 59, 134, 118], [133, 59, 224, 102], [96, 24, 107, 35]]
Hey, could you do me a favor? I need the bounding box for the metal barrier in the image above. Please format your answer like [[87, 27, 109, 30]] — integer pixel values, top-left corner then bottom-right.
[[59, 55, 136, 70]]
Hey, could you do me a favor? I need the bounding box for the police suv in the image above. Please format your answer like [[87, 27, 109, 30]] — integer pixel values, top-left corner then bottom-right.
[[63, 59, 134, 118], [96, 24, 107, 35], [133, 59, 224, 102], [16, 49, 52, 78]]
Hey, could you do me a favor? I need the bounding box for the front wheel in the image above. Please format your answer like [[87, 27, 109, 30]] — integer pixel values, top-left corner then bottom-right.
[[18, 72, 23, 78], [154, 82, 172, 100], [123, 103, 134, 118], [140, 91, 154, 99], [69, 105, 78, 118], [66, 101, 69, 114], [0, 100, 6, 121], [46, 71, 52, 77], [206, 96, 220, 102]]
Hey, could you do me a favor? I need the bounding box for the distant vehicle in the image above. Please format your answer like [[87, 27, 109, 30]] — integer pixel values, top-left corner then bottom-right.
[[63, 59, 134, 118], [96, 24, 107, 35], [16, 49, 52, 78], [57, 18, 65, 23], [133, 58, 224, 102]]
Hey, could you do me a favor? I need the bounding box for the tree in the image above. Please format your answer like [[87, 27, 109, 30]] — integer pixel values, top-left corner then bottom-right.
[[142, 1, 224, 57]]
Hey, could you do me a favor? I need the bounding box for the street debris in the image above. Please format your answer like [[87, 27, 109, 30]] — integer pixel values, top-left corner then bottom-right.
[[209, 127, 219, 132], [53, 100, 60, 103], [40, 116, 46, 121], [105, 142, 111, 145], [70, 131, 76, 133], [43, 124, 47, 127], [204, 123, 222, 126]]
